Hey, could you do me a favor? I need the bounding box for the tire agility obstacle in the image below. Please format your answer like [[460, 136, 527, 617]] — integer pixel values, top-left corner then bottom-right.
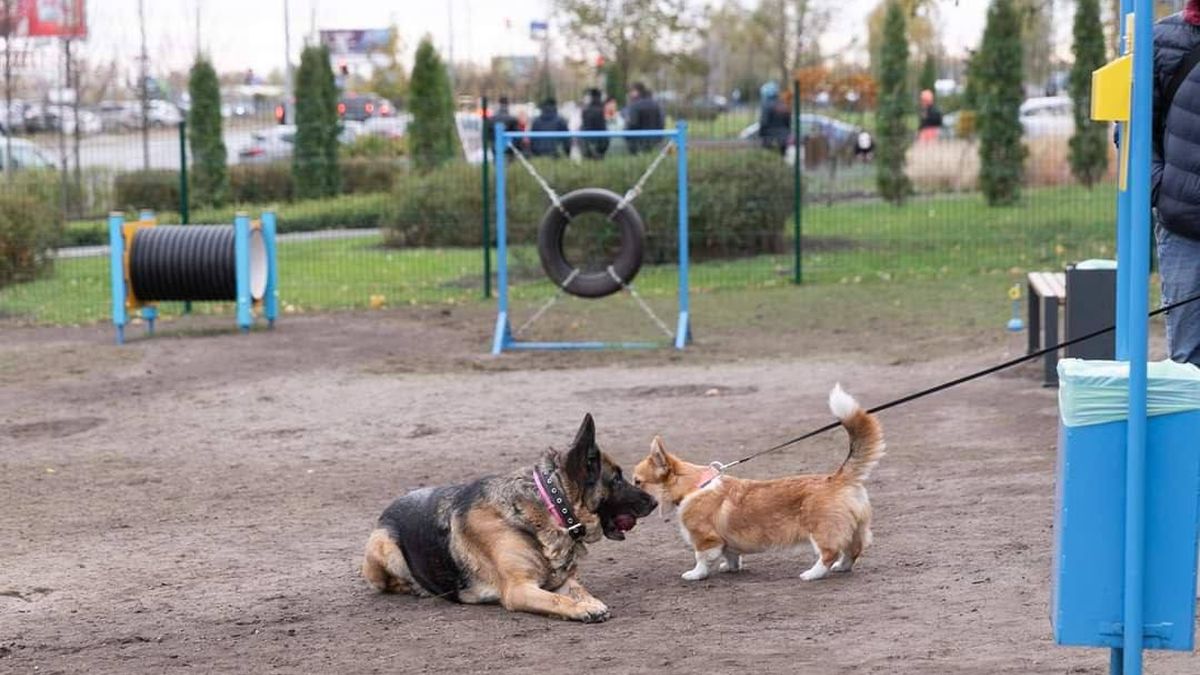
[[108, 210, 279, 344], [491, 124, 691, 354], [535, 187, 646, 299]]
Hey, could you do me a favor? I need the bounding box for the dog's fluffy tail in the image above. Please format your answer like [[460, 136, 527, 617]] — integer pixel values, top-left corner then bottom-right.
[[829, 384, 885, 482]]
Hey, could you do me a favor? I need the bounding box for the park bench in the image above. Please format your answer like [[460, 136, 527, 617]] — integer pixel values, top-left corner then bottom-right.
[[1027, 271, 1067, 387], [1027, 265, 1117, 388]]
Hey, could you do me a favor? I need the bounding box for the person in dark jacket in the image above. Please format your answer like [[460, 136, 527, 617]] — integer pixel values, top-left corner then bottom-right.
[[529, 98, 569, 158], [489, 96, 520, 157], [757, 81, 790, 154], [624, 82, 664, 154], [1153, 1, 1200, 365], [580, 88, 609, 159]]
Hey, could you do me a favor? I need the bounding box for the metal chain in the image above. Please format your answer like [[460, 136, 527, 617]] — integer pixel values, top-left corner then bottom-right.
[[605, 266, 675, 339], [507, 141, 568, 216], [609, 140, 675, 218]]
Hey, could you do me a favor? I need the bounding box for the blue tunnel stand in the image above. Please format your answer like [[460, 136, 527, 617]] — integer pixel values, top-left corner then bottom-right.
[[108, 210, 279, 343], [489, 124, 692, 355]]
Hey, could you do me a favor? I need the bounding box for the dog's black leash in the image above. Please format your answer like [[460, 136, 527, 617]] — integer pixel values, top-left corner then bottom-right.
[[715, 291, 1200, 473]]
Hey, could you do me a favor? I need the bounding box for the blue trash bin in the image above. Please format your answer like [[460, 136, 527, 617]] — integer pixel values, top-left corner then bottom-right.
[[1052, 359, 1200, 650]]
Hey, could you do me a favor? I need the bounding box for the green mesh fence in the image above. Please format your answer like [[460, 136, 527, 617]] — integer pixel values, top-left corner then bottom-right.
[[0, 78, 1118, 329]]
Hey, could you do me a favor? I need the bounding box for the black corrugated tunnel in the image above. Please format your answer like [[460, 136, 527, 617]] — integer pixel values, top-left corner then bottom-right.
[[536, 188, 646, 299], [128, 225, 268, 302]]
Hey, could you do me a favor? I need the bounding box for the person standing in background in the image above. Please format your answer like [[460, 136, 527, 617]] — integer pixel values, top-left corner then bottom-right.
[[624, 82, 664, 154], [758, 81, 791, 154], [529, 98, 570, 158], [917, 89, 943, 143], [580, 88, 609, 159]]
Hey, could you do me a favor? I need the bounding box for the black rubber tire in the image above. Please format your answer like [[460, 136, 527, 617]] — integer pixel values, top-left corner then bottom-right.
[[536, 188, 645, 299], [129, 225, 236, 301]]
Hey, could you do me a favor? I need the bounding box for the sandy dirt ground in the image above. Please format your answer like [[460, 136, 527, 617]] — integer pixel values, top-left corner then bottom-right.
[[2, 307, 1197, 674]]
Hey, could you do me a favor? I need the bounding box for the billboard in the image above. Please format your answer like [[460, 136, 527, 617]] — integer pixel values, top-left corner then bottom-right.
[[319, 29, 393, 55], [2, 0, 88, 38]]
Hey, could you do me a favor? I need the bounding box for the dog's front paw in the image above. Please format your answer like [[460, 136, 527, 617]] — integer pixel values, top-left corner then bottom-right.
[[681, 568, 709, 581], [576, 600, 610, 623]]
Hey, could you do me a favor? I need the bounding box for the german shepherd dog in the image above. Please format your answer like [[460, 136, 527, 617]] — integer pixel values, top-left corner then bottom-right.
[[362, 414, 657, 622]]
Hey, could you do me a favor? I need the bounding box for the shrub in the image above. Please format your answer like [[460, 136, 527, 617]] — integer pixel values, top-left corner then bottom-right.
[[0, 192, 63, 287], [976, 0, 1027, 206], [341, 159, 401, 194], [229, 163, 295, 203], [188, 56, 229, 206], [876, 1, 913, 205], [408, 37, 456, 171], [114, 170, 180, 213], [1068, 0, 1108, 188], [294, 44, 341, 197], [344, 134, 407, 159], [382, 149, 791, 260]]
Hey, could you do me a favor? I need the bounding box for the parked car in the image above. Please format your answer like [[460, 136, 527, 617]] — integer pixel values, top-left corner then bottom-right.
[[739, 113, 872, 157], [238, 123, 368, 163], [0, 100, 28, 134], [22, 104, 102, 135], [1019, 96, 1074, 138], [338, 94, 395, 122], [94, 100, 138, 132], [238, 125, 296, 163], [362, 113, 410, 139], [0, 137, 58, 170]]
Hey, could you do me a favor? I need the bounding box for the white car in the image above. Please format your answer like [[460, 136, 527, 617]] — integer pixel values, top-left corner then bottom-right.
[[238, 125, 296, 163], [238, 123, 365, 163], [362, 114, 409, 139], [1020, 96, 1075, 138], [0, 137, 57, 170]]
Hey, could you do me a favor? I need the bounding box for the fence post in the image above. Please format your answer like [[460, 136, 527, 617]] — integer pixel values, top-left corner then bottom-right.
[[792, 78, 803, 285], [481, 96, 491, 299], [179, 119, 192, 314]]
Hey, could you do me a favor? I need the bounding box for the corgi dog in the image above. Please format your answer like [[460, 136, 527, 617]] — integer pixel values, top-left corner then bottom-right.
[[632, 384, 885, 582]]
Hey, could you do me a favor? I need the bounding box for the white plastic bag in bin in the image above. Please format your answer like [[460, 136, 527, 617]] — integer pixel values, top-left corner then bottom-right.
[[1058, 358, 1200, 427]]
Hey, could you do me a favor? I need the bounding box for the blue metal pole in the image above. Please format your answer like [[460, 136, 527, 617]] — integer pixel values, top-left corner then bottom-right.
[[491, 122, 509, 355], [234, 213, 252, 333], [108, 212, 127, 345], [675, 122, 690, 350], [1115, 0, 1133, 361], [262, 211, 279, 328], [1122, 2, 1153, 674]]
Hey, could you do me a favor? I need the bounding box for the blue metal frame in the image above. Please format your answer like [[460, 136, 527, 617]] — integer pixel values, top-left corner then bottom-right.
[[262, 210, 280, 328], [489, 124, 691, 355], [234, 213, 253, 333], [108, 213, 127, 345], [1120, 3, 1153, 674]]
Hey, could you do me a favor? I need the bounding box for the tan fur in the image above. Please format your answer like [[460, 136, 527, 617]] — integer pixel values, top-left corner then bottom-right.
[[633, 391, 885, 581], [361, 528, 414, 594]]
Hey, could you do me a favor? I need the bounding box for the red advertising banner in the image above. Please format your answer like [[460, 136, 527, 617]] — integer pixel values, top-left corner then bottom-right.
[[2, 0, 87, 38]]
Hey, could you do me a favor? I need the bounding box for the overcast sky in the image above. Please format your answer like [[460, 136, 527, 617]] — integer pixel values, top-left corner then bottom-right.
[[75, 0, 1024, 79]]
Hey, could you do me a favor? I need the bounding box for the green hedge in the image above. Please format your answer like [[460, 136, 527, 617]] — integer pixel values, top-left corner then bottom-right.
[[69, 149, 792, 262], [384, 148, 791, 260], [64, 193, 390, 247], [113, 159, 402, 213], [0, 192, 62, 287]]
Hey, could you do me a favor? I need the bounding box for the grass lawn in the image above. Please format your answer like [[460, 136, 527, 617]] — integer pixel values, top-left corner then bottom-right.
[[2, 183, 1124, 326]]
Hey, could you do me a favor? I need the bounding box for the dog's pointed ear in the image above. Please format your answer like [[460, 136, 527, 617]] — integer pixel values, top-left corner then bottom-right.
[[565, 413, 601, 488], [650, 435, 671, 471]]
